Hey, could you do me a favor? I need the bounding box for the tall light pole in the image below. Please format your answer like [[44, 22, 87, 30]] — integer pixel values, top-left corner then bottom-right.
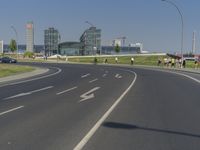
[[85, 21, 96, 55], [162, 0, 184, 63], [11, 26, 18, 59]]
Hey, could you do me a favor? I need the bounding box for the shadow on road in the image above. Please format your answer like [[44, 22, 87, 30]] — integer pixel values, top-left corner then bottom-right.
[[103, 122, 200, 139]]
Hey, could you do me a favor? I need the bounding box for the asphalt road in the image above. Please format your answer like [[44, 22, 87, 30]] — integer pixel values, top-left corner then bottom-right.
[[0, 63, 200, 150]]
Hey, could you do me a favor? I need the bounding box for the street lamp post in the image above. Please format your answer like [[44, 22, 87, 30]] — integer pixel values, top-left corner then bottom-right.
[[162, 0, 184, 65], [11, 26, 19, 59]]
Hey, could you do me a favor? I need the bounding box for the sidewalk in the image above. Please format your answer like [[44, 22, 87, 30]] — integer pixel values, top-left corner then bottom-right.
[[0, 67, 49, 84]]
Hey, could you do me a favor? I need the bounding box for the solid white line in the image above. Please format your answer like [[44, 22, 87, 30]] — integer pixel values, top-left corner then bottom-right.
[[89, 79, 98, 83], [81, 74, 90, 78], [171, 71, 200, 84], [74, 70, 137, 150], [56, 86, 78, 95], [146, 68, 200, 84], [0, 106, 24, 116], [3, 67, 62, 87]]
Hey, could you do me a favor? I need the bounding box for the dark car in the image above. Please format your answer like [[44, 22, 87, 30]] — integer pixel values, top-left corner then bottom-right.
[[1, 57, 17, 63]]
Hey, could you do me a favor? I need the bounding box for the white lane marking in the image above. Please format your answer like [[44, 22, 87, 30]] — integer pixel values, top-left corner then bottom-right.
[[170, 71, 200, 84], [74, 70, 137, 150], [4, 93, 31, 100], [79, 87, 100, 102], [81, 74, 91, 78], [102, 74, 107, 77], [89, 79, 98, 83], [145, 68, 200, 84], [115, 74, 122, 79], [4, 86, 53, 100], [1, 67, 62, 87], [56, 86, 78, 95], [0, 106, 24, 116]]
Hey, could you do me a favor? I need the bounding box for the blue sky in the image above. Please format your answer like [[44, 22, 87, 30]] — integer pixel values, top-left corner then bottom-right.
[[0, 0, 200, 53]]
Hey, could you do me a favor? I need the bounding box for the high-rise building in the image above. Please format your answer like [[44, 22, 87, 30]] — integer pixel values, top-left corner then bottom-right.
[[80, 27, 101, 55], [44, 27, 61, 56], [0, 40, 3, 53], [26, 21, 34, 52]]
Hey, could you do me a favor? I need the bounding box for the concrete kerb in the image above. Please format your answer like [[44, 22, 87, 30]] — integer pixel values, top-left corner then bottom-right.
[[0, 67, 49, 84]]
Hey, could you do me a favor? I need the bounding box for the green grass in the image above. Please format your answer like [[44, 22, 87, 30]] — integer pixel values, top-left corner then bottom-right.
[[68, 55, 167, 66], [0, 64, 35, 78], [68, 55, 199, 69]]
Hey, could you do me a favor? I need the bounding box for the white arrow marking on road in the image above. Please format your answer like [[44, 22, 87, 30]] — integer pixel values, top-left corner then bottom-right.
[[4, 86, 53, 100], [79, 87, 100, 102], [81, 74, 91, 78]]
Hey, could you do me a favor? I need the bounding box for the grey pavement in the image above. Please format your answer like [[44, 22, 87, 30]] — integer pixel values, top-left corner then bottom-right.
[[0, 62, 199, 150]]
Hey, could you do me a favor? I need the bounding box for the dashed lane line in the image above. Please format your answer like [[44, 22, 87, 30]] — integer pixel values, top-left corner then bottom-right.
[[81, 74, 91, 78], [89, 79, 98, 83], [0, 106, 24, 116], [56, 87, 78, 95], [4, 86, 53, 100]]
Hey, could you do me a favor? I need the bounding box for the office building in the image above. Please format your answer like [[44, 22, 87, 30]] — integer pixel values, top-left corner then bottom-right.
[[80, 27, 101, 55], [44, 27, 61, 56], [58, 42, 83, 56], [26, 21, 34, 52]]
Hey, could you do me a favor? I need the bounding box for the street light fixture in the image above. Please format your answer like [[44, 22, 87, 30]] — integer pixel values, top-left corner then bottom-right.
[[162, 0, 184, 64], [11, 26, 19, 59]]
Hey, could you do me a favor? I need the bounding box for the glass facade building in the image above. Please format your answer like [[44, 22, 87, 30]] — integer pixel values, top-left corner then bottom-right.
[[44, 27, 60, 56], [101, 46, 141, 55], [58, 42, 83, 56], [80, 27, 101, 55]]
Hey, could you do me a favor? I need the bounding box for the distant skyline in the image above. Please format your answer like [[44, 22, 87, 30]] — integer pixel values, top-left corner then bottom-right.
[[0, 0, 200, 53]]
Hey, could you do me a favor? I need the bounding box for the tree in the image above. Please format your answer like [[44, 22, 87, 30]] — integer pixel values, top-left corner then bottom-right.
[[115, 44, 120, 53], [23, 51, 35, 58], [9, 39, 17, 53]]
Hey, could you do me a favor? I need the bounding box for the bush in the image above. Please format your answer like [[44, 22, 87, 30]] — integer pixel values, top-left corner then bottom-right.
[[24, 52, 35, 59]]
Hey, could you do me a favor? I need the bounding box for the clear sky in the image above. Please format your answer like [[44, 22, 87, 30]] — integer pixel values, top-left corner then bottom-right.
[[0, 0, 200, 53]]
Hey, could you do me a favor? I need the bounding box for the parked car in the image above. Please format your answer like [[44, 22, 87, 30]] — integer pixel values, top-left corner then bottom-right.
[[1, 57, 17, 63]]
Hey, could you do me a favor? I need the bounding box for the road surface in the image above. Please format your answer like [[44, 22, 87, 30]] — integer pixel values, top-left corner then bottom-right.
[[0, 63, 200, 150]]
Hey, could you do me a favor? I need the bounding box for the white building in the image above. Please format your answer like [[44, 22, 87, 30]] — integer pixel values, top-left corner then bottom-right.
[[26, 21, 34, 52], [0, 40, 3, 53], [113, 39, 122, 47]]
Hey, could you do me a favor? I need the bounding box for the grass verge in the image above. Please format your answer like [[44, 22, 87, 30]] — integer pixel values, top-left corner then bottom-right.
[[0, 64, 35, 78]]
